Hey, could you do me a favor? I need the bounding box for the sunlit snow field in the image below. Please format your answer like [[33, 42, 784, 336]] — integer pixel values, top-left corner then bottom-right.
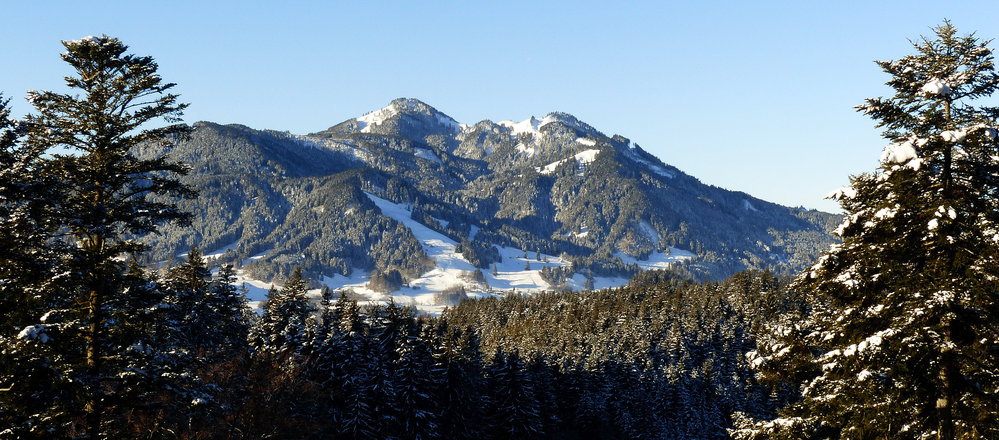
[[208, 193, 693, 315]]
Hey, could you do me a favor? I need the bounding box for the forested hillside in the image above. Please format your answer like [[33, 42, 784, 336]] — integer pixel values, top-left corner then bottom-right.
[[134, 98, 838, 308], [5, 22, 999, 440]]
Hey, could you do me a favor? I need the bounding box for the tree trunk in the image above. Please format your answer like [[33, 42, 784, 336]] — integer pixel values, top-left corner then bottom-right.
[[938, 325, 955, 440], [937, 366, 954, 440], [85, 281, 102, 439], [84, 235, 106, 439]]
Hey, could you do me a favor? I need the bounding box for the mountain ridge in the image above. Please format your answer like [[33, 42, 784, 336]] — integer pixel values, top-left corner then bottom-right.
[[138, 98, 839, 312]]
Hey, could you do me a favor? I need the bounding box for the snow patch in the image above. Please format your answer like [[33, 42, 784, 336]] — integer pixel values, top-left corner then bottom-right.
[[356, 104, 400, 133], [743, 199, 759, 212], [941, 129, 968, 143], [362, 193, 572, 314], [355, 100, 461, 133], [203, 241, 239, 260], [565, 273, 629, 291], [616, 247, 695, 271], [576, 137, 596, 146], [515, 143, 536, 156], [17, 324, 50, 343], [626, 142, 675, 178], [638, 221, 661, 245], [499, 115, 556, 136], [827, 186, 856, 200], [414, 148, 442, 164], [881, 141, 918, 164], [244, 248, 272, 264], [65, 35, 100, 45], [539, 149, 601, 175], [299, 136, 373, 164], [921, 78, 952, 96]]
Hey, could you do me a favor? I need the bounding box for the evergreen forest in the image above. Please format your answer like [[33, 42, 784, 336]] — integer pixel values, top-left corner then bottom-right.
[[3, 22, 999, 440]]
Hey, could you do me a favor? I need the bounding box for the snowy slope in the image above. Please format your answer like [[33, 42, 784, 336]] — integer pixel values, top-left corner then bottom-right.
[[499, 115, 556, 136], [539, 149, 602, 175], [212, 192, 693, 315], [356, 99, 461, 134]]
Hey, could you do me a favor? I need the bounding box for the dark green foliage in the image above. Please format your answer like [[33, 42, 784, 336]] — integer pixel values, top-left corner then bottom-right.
[[737, 22, 999, 439], [167, 250, 250, 361], [0, 36, 204, 439], [455, 238, 501, 269], [368, 268, 405, 293], [484, 350, 544, 439], [142, 163, 435, 284], [134, 96, 838, 287], [251, 267, 314, 356], [441, 271, 790, 438]]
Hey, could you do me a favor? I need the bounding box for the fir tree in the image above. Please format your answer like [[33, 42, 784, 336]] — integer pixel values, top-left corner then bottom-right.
[[430, 322, 485, 440], [333, 293, 378, 440], [0, 94, 74, 437], [0, 93, 61, 331], [485, 350, 544, 440], [206, 263, 252, 359], [738, 22, 999, 440], [3, 36, 194, 438], [393, 321, 442, 440], [250, 267, 314, 357]]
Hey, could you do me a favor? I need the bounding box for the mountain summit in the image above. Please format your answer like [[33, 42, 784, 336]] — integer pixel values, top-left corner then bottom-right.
[[139, 99, 838, 312]]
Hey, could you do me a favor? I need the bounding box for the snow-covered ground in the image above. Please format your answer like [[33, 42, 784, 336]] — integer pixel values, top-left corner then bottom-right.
[[413, 148, 442, 164], [356, 193, 567, 314], [539, 149, 601, 175], [626, 141, 675, 178], [499, 115, 556, 136], [207, 193, 693, 315], [356, 100, 461, 134]]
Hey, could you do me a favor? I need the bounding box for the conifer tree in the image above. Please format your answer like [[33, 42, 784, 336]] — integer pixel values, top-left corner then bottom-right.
[[393, 321, 442, 440], [251, 267, 314, 356], [332, 293, 378, 440], [207, 263, 252, 358], [0, 94, 78, 437], [738, 22, 999, 440], [167, 251, 250, 363], [3, 36, 194, 438], [0, 94, 60, 330], [430, 322, 485, 440], [485, 350, 544, 439]]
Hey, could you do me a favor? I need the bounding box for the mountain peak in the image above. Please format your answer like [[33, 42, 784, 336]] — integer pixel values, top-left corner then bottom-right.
[[497, 112, 603, 138], [354, 98, 460, 134]]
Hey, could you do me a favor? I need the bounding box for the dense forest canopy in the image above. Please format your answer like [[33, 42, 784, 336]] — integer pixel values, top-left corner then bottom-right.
[[2, 22, 999, 440]]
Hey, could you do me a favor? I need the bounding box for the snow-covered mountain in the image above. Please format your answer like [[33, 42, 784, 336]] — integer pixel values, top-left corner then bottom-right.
[[137, 98, 839, 313]]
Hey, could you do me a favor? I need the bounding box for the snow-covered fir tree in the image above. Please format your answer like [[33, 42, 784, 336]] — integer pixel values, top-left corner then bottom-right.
[[428, 321, 486, 440], [167, 250, 249, 362], [736, 22, 999, 440], [250, 267, 314, 357], [0, 94, 79, 437]]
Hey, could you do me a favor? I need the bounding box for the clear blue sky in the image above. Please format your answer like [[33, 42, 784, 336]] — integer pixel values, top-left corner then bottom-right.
[[3, 1, 997, 213]]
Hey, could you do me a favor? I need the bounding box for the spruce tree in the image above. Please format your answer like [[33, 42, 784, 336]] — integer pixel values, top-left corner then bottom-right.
[[737, 22, 999, 440], [485, 350, 543, 440]]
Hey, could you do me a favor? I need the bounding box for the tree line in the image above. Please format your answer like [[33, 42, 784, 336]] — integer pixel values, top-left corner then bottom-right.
[[5, 21, 999, 439]]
